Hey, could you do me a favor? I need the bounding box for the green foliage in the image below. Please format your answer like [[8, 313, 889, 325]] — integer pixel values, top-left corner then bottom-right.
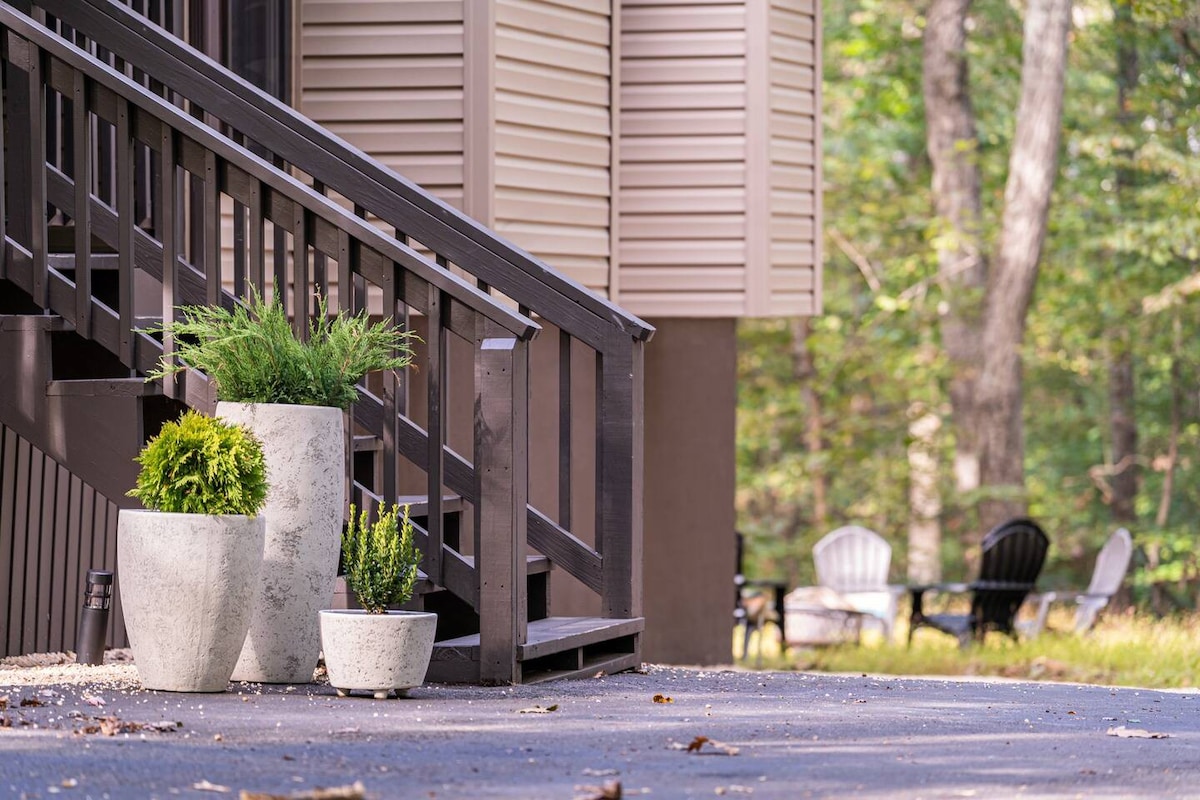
[[128, 410, 268, 516], [738, 0, 1200, 603], [342, 503, 422, 614], [773, 610, 1200, 690], [148, 288, 418, 409]]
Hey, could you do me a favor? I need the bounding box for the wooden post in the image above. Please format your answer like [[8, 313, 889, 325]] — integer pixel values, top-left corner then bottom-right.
[[597, 335, 644, 620], [475, 335, 528, 685]]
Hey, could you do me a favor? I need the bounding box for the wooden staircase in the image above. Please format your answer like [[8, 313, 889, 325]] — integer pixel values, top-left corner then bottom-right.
[[0, 0, 651, 684]]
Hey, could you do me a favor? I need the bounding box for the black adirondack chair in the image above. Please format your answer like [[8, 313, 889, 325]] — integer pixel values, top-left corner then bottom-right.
[[908, 518, 1049, 647]]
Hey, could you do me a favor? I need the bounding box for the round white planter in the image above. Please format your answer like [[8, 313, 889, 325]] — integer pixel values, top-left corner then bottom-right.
[[319, 610, 437, 698], [118, 510, 265, 692], [218, 402, 345, 684]]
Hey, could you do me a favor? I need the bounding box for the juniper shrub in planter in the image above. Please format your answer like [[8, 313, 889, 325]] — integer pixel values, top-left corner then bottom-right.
[[119, 411, 268, 692], [319, 503, 437, 699], [148, 289, 417, 685]]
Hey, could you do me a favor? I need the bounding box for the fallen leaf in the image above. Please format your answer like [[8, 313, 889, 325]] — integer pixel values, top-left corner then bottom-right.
[[1107, 726, 1169, 739], [582, 768, 620, 777], [652, 694, 673, 704], [573, 779, 622, 800], [20, 696, 43, 708], [82, 695, 105, 708], [240, 783, 367, 800], [0, 695, 8, 710], [682, 735, 739, 756], [193, 780, 232, 793], [517, 704, 559, 714]]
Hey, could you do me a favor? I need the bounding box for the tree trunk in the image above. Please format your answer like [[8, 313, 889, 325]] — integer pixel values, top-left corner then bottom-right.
[[923, 0, 986, 498], [907, 407, 943, 583], [975, 0, 1074, 532], [1108, 0, 1139, 524]]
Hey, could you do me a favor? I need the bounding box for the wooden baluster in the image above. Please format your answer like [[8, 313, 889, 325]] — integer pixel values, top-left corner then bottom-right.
[[160, 128, 177, 399], [204, 150, 219, 306], [312, 180, 327, 311], [292, 204, 308, 339], [72, 71, 91, 337], [425, 283, 444, 587], [475, 333, 528, 685], [380, 270, 397, 506], [115, 99, 134, 366], [247, 180, 263, 298], [29, 44, 47, 307], [558, 329, 572, 530]]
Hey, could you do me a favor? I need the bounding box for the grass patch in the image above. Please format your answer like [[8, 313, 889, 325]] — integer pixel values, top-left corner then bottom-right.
[[737, 610, 1200, 690]]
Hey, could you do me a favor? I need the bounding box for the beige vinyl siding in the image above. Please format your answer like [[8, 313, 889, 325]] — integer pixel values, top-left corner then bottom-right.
[[298, 0, 466, 208], [618, 1, 749, 317], [493, 0, 613, 296], [767, 0, 820, 316]]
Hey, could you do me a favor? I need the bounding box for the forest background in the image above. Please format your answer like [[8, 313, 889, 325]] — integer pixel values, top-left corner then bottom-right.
[[737, 0, 1200, 612]]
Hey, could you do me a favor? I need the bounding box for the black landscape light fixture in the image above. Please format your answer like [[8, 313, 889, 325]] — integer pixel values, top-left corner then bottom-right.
[[75, 570, 113, 666]]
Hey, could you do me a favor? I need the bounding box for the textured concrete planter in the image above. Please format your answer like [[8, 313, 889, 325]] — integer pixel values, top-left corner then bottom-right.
[[319, 610, 437, 698], [118, 510, 265, 692], [218, 402, 345, 684]]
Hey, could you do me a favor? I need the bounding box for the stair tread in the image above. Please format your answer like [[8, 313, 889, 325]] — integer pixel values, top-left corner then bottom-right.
[[46, 378, 160, 397], [432, 615, 645, 659], [0, 314, 71, 332]]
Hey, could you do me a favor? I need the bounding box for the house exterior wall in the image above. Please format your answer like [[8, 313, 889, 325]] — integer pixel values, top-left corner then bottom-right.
[[493, 0, 614, 295], [299, 0, 467, 208], [617, 0, 821, 318]]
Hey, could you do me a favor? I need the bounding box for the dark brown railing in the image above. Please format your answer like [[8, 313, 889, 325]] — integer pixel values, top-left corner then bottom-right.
[[1, 0, 651, 682], [0, 3, 558, 681]]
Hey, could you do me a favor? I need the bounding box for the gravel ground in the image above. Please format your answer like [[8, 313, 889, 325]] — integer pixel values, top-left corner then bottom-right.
[[2, 656, 1199, 800]]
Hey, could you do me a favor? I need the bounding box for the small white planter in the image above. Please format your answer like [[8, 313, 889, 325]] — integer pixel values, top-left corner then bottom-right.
[[319, 610, 437, 698], [118, 510, 265, 692], [218, 402, 345, 684]]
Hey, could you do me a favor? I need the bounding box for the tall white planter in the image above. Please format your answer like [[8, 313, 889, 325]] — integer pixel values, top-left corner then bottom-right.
[[218, 402, 345, 684], [118, 510, 265, 692]]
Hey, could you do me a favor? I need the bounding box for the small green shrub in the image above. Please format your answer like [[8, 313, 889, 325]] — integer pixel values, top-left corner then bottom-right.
[[129, 410, 268, 516], [343, 503, 422, 614], [148, 288, 418, 409]]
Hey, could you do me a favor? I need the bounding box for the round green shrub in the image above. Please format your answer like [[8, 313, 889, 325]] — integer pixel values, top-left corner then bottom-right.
[[342, 503, 422, 613], [128, 411, 268, 516]]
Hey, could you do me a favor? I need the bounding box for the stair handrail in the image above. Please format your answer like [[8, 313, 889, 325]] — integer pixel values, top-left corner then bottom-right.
[[34, 0, 655, 350]]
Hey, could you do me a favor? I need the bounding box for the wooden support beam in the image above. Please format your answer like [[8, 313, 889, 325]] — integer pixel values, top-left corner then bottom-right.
[[597, 335, 645, 620], [475, 335, 528, 685]]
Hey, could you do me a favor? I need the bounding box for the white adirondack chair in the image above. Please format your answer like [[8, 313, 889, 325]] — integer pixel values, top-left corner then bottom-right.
[[1026, 527, 1133, 637], [811, 526, 904, 642]]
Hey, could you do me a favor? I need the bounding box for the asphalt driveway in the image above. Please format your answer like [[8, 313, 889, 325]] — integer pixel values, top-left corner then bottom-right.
[[2, 665, 1197, 799]]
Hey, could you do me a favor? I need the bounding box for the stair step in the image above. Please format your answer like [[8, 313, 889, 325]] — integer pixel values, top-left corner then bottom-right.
[[49, 253, 121, 271], [429, 616, 644, 683], [0, 314, 71, 332], [46, 378, 159, 397]]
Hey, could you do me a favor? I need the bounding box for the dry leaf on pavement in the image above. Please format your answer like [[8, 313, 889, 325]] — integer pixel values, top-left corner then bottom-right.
[[652, 694, 673, 704], [1106, 726, 1169, 739], [193, 779, 232, 793], [517, 704, 559, 714], [573, 779, 622, 800]]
